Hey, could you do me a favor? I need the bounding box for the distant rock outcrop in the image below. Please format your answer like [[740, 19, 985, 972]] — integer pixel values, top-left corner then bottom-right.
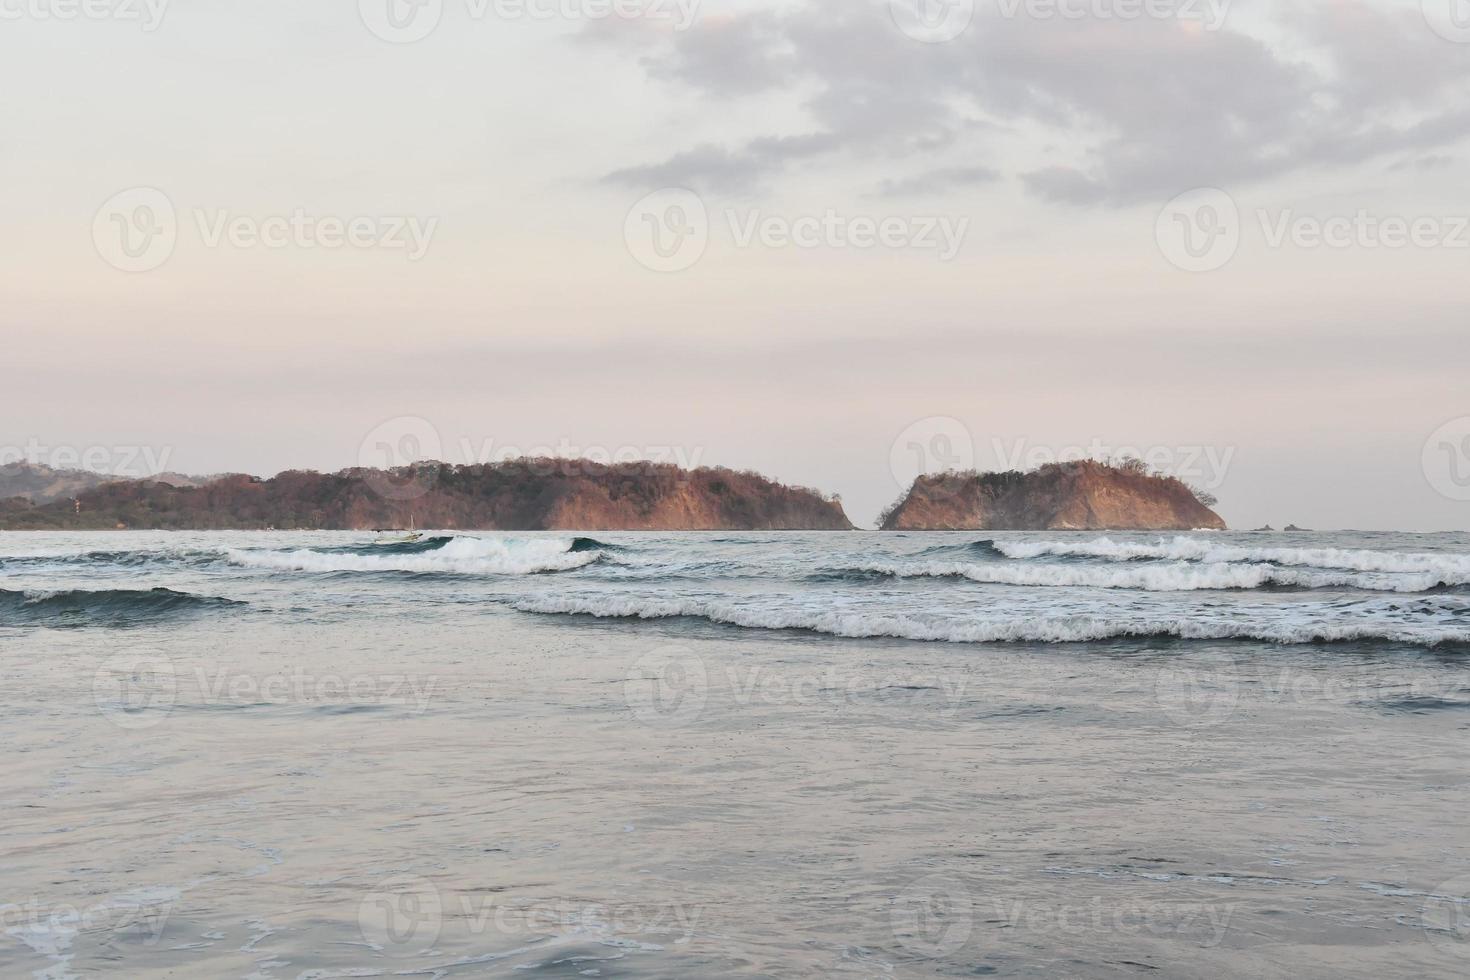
[[0, 460, 854, 531], [0, 462, 122, 505], [881, 460, 1226, 531]]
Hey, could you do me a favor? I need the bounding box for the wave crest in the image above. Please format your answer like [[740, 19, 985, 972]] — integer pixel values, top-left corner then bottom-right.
[[996, 537, 1470, 582], [226, 535, 605, 576], [822, 560, 1448, 593], [510, 595, 1470, 647], [0, 588, 243, 627]]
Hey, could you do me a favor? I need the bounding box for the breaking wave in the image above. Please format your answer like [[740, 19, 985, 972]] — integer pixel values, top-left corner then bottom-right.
[[509, 594, 1470, 647], [994, 537, 1470, 582], [0, 588, 243, 627], [316, 535, 458, 556], [915, 539, 1009, 560], [818, 560, 1450, 593], [570, 537, 622, 553], [225, 535, 608, 576], [0, 548, 219, 572]]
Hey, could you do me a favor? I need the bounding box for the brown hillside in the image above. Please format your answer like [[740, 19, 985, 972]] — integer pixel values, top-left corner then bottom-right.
[[0, 460, 854, 531], [881, 460, 1226, 531]]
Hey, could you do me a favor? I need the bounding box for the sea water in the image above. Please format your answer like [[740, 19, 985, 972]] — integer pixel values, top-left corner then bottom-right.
[[2, 530, 1468, 977]]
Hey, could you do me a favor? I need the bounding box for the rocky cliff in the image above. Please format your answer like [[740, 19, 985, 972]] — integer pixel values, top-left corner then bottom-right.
[[881, 461, 1226, 531], [0, 460, 854, 531]]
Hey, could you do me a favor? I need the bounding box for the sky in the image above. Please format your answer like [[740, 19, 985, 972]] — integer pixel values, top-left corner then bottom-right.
[[2, 0, 1469, 529]]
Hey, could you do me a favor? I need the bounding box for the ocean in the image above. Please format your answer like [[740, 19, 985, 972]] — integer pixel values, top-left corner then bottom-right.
[[2, 529, 1469, 978]]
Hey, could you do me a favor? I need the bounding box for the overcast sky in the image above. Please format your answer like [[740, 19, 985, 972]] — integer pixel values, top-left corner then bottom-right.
[[3, 0, 1469, 529]]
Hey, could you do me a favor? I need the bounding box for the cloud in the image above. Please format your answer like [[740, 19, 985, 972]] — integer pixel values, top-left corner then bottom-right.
[[586, 0, 1470, 205], [602, 132, 845, 194], [1388, 153, 1457, 173], [876, 165, 1001, 197]]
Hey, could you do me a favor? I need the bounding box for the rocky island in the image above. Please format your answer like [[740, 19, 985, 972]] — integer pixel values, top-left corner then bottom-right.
[[881, 460, 1226, 531], [0, 460, 854, 531]]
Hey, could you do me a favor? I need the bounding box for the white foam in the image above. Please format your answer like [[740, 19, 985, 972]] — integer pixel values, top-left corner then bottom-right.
[[511, 595, 1470, 647], [865, 560, 1443, 593], [227, 536, 599, 576], [995, 537, 1470, 582]]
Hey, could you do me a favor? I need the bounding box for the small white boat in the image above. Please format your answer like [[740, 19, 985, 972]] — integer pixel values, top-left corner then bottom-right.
[[372, 516, 423, 545]]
